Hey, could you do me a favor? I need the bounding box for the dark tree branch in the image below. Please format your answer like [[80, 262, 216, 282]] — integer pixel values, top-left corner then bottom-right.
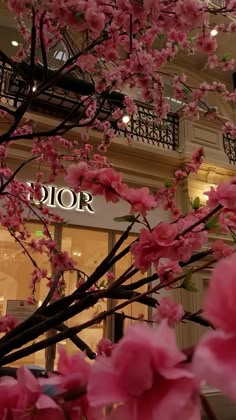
[[39, 12, 48, 80]]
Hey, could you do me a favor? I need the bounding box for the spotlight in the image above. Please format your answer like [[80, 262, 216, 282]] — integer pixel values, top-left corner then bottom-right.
[[210, 29, 218, 37], [11, 40, 19, 47], [122, 115, 130, 124]]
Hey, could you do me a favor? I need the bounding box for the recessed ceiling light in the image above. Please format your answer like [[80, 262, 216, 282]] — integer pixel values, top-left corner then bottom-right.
[[122, 115, 130, 124], [210, 29, 218, 37], [11, 40, 19, 47]]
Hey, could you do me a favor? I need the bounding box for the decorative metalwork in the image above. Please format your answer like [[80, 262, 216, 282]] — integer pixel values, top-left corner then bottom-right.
[[117, 103, 179, 150], [209, 0, 225, 7], [0, 58, 179, 151], [223, 133, 236, 164]]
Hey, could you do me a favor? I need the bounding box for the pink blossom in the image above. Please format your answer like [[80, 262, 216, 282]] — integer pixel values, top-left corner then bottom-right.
[[88, 322, 200, 420], [152, 222, 177, 247], [130, 228, 160, 272], [0, 314, 19, 333], [221, 58, 235, 72], [217, 182, 236, 209], [153, 297, 185, 328], [106, 272, 115, 282], [0, 366, 64, 419], [76, 54, 97, 72], [193, 329, 236, 401], [205, 182, 236, 209], [211, 239, 233, 260], [85, 8, 105, 38], [57, 345, 90, 387], [174, 170, 187, 182], [122, 186, 157, 216], [57, 345, 102, 419], [64, 162, 89, 191], [97, 338, 114, 356], [196, 34, 217, 54], [156, 260, 182, 285], [207, 54, 219, 69], [204, 186, 219, 209], [203, 254, 236, 332]]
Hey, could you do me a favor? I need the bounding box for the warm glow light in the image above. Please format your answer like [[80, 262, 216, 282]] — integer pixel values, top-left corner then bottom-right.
[[122, 115, 130, 124], [11, 40, 19, 47], [73, 252, 82, 256], [210, 29, 218, 37], [32, 85, 37, 92]]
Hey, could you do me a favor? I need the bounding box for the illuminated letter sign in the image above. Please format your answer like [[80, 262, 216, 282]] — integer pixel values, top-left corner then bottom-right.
[[27, 182, 95, 214]]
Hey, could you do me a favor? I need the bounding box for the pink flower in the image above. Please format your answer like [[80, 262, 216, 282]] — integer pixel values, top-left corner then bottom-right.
[[0, 366, 64, 419], [211, 239, 233, 260], [194, 255, 236, 395], [57, 345, 102, 419], [122, 186, 157, 216], [88, 322, 200, 420], [85, 8, 105, 38], [64, 162, 89, 191], [191, 146, 204, 165], [156, 260, 182, 285], [76, 54, 97, 72], [174, 170, 187, 182], [153, 297, 185, 328], [205, 181, 236, 210], [106, 272, 115, 282], [131, 228, 161, 272], [217, 182, 236, 209], [196, 34, 217, 54], [204, 186, 219, 209], [193, 330, 236, 401], [207, 54, 219, 69], [0, 314, 19, 333], [57, 344, 90, 394], [97, 338, 114, 356], [152, 222, 177, 247], [203, 254, 236, 332]]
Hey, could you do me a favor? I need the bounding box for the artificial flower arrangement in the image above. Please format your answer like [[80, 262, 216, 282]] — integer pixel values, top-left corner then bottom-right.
[[0, 0, 236, 418]]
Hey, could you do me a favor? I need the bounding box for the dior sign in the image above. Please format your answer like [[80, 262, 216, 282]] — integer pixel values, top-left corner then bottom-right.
[[27, 182, 95, 214]]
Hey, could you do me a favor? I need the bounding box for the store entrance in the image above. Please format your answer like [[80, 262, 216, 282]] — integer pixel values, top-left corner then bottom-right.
[[0, 223, 148, 368]]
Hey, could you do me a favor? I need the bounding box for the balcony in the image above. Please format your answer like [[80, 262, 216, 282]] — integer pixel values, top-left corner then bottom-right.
[[209, 0, 225, 7], [0, 58, 179, 151], [223, 133, 236, 164]]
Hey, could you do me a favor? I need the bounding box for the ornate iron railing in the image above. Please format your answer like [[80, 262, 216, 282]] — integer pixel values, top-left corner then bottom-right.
[[0, 58, 179, 151], [117, 103, 179, 150], [209, 0, 225, 7], [223, 133, 236, 164]]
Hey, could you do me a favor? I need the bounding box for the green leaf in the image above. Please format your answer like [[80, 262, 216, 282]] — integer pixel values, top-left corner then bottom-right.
[[164, 178, 173, 188], [222, 52, 231, 62], [205, 212, 220, 230], [192, 196, 201, 210], [114, 215, 136, 223], [99, 280, 106, 288], [183, 86, 191, 95], [181, 270, 198, 292]]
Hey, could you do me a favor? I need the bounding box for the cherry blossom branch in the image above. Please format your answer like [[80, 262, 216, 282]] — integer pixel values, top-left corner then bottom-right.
[[178, 204, 222, 238], [0, 253, 215, 363], [0, 156, 38, 194], [39, 12, 48, 80], [29, 7, 36, 84]]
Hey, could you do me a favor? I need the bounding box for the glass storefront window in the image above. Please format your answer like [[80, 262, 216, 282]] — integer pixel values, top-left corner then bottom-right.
[[0, 223, 150, 368], [114, 234, 149, 329], [0, 223, 55, 367], [61, 227, 108, 355]]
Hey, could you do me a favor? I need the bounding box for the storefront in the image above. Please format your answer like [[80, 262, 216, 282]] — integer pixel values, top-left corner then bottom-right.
[[0, 178, 170, 368]]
